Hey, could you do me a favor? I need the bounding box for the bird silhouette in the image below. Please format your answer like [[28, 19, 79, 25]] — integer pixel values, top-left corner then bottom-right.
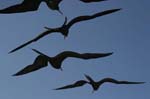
[[0, 0, 63, 14], [54, 74, 145, 92], [13, 49, 113, 76], [80, 0, 107, 3], [9, 8, 121, 53]]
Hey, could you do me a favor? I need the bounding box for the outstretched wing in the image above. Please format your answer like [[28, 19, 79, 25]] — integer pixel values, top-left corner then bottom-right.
[[13, 55, 48, 76], [0, 0, 42, 14], [80, 0, 107, 3], [67, 8, 121, 28], [9, 29, 56, 54], [54, 80, 87, 90], [84, 74, 94, 82], [99, 78, 145, 85], [55, 51, 113, 61]]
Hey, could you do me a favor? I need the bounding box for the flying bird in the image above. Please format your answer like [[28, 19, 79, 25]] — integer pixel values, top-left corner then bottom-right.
[[13, 49, 113, 76], [80, 0, 107, 3], [54, 74, 145, 92], [0, 0, 63, 14], [9, 8, 121, 53]]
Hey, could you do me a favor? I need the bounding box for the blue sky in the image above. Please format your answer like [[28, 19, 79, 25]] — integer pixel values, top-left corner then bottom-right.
[[0, 0, 149, 99]]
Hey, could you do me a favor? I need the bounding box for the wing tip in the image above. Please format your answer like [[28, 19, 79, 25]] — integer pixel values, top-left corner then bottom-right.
[[115, 8, 122, 11], [104, 52, 113, 56], [138, 82, 146, 84], [107, 8, 122, 14], [84, 74, 89, 78], [31, 48, 37, 52], [129, 82, 146, 84], [12, 71, 27, 76], [84, 74, 91, 80], [31, 48, 43, 55], [53, 88, 62, 90], [32, 48, 42, 55], [8, 50, 15, 54], [12, 73, 20, 76], [109, 52, 113, 55]]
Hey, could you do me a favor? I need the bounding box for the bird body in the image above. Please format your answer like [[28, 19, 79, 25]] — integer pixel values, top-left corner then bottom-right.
[[13, 49, 113, 76], [13, 55, 48, 76], [9, 8, 121, 53], [54, 75, 145, 92]]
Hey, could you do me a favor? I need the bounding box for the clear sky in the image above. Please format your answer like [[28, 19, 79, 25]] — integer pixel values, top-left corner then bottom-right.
[[0, 0, 149, 99]]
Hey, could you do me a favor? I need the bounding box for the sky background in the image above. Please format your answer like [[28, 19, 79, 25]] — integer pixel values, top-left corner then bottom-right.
[[0, 0, 149, 99]]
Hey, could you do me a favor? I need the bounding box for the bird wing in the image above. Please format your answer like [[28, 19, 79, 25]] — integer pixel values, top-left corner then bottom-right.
[[13, 55, 48, 76], [98, 78, 145, 85], [54, 80, 87, 90], [80, 0, 107, 3], [32, 49, 50, 58], [55, 51, 113, 62], [0, 0, 42, 14], [9, 29, 56, 54], [84, 74, 94, 82], [67, 8, 121, 28]]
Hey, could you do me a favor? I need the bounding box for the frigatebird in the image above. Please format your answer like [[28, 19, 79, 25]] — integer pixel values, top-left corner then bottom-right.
[[9, 8, 121, 53], [13, 49, 113, 76], [0, 0, 63, 14], [80, 0, 107, 3], [54, 74, 145, 92]]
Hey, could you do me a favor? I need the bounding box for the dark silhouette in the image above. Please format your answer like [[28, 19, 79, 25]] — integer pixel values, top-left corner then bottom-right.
[[0, 0, 63, 14], [13, 55, 48, 76], [9, 8, 121, 53], [80, 0, 107, 3], [46, 0, 63, 14], [54, 74, 145, 92], [13, 49, 113, 76]]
